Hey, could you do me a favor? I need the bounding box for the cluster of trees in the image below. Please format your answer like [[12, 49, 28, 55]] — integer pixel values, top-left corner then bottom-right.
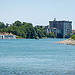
[[0, 20, 55, 39]]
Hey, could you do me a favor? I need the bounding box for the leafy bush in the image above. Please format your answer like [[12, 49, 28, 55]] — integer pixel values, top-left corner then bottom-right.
[[71, 34, 75, 40]]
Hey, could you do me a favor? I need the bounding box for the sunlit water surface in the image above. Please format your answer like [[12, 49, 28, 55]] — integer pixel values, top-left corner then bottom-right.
[[0, 39, 75, 75]]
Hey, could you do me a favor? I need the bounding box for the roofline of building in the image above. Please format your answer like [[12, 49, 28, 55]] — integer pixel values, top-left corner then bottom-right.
[[49, 20, 72, 23]]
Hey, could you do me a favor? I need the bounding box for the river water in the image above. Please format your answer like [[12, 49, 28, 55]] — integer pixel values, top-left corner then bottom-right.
[[0, 39, 75, 75]]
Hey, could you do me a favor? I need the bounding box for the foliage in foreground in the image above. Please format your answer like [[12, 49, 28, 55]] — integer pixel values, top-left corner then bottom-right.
[[71, 34, 75, 40], [0, 20, 55, 38]]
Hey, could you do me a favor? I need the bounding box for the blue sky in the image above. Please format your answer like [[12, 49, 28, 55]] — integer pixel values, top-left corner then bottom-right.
[[0, 0, 75, 29]]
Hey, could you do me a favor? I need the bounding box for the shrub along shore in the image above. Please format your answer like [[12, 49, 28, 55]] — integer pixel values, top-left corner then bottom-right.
[[56, 35, 75, 45]]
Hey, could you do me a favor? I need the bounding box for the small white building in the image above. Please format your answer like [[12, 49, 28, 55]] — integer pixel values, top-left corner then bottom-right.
[[0, 35, 16, 39], [0, 32, 16, 39]]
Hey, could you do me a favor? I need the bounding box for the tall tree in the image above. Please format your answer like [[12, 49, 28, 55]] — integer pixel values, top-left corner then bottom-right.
[[0, 22, 6, 29]]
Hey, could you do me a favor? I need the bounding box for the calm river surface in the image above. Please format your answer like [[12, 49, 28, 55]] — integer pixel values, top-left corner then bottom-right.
[[0, 39, 75, 75]]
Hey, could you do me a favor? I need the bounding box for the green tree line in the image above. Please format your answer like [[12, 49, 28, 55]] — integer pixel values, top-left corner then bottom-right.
[[0, 20, 55, 38]]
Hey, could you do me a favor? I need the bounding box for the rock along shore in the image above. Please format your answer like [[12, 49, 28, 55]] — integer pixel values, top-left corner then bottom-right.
[[56, 38, 75, 45]]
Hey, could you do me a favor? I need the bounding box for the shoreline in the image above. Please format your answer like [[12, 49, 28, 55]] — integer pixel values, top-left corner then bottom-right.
[[56, 38, 75, 45]]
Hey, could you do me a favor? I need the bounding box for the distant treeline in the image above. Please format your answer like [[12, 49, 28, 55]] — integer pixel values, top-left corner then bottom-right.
[[0, 20, 55, 38]]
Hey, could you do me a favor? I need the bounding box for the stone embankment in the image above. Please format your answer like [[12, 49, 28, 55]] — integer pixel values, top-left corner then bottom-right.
[[56, 38, 75, 45]]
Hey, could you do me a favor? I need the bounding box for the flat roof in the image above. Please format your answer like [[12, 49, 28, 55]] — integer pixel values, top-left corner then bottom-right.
[[49, 20, 72, 23]]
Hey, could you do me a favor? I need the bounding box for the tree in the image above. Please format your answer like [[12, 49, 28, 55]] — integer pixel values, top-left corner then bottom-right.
[[47, 32, 55, 38], [0, 21, 56, 39], [12, 20, 22, 26], [6, 23, 9, 28], [0, 22, 6, 29]]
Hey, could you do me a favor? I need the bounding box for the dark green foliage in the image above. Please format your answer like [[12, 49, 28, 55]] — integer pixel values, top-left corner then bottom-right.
[[34, 26, 45, 38], [12, 20, 22, 26], [0, 22, 6, 29], [0, 20, 55, 39], [47, 32, 55, 38], [6, 23, 9, 28], [0, 29, 4, 32]]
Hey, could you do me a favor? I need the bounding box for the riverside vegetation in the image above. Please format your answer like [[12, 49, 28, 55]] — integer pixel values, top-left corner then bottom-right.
[[56, 34, 75, 45], [0, 20, 55, 39], [71, 34, 75, 40]]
